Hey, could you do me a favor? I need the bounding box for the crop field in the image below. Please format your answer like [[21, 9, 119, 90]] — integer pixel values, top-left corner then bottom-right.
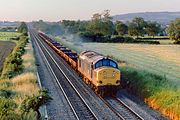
[[0, 41, 15, 71], [0, 32, 20, 41], [57, 37, 180, 83]]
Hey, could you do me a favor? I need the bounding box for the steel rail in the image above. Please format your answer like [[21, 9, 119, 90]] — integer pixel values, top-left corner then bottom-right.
[[31, 30, 98, 120], [30, 30, 80, 120], [114, 97, 144, 120]]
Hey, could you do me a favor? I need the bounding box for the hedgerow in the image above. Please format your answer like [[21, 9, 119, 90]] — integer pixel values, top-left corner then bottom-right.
[[0, 23, 51, 119], [1, 35, 28, 78]]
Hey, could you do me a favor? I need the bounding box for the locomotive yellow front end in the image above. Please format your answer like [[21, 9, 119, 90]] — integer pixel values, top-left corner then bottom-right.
[[78, 51, 121, 96], [94, 67, 120, 86], [93, 66, 120, 96], [91, 57, 120, 96]]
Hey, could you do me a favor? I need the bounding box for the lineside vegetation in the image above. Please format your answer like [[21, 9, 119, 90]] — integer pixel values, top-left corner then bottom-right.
[[0, 22, 51, 119]]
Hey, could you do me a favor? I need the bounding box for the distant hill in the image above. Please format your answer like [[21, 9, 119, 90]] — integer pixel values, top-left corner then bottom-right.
[[112, 12, 180, 25], [0, 22, 18, 27]]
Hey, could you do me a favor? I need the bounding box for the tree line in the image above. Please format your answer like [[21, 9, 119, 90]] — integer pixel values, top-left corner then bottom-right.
[[61, 10, 163, 36], [32, 10, 180, 44]]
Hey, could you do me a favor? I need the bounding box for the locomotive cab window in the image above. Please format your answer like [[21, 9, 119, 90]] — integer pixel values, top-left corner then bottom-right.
[[95, 59, 118, 69], [103, 59, 109, 66], [110, 61, 117, 68], [95, 61, 102, 68]]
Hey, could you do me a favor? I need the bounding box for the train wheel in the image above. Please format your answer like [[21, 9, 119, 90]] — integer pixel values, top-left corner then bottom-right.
[[85, 79, 89, 85], [100, 91, 105, 97], [95, 89, 99, 95], [90, 83, 94, 90]]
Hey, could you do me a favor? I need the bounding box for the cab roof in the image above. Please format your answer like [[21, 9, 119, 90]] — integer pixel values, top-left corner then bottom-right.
[[79, 50, 113, 64]]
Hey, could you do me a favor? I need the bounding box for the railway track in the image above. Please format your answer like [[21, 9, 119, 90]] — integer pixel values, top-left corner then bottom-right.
[[29, 28, 145, 120], [30, 30, 98, 120], [30, 29, 122, 119], [103, 96, 144, 120]]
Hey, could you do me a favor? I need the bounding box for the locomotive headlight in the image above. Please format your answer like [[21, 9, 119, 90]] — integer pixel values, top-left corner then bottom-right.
[[112, 71, 116, 77], [116, 80, 120, 84], [97, 80, 103, 84]]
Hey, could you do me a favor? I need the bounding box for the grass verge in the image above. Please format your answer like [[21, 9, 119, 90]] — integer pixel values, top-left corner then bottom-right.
[[0, 31, 51, 119], [120, 66, 180, 120]]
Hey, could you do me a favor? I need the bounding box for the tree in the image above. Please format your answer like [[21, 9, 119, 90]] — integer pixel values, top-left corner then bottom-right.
[[128, 22, 139, 37], [102, 9, 112, 22], [87, 10, 115, 36], [91, 13, 102, 21], [128, 17, 147, 38], [115, 21, 128, 36], [18, 22, 28, 33], [166, 18, 180, 44], [61, 20, 88, 34], [145, 21, 161, 37]]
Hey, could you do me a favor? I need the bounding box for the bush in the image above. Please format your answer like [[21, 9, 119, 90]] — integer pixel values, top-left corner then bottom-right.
[[0, 89, 15, 98], [120, 67, 168, 98], [174, 40, 180, 44], [20, 110, 37, 120], [137, 37, 169, 40], [79, 34, 160, 44], [78, 31, 104, 42], [0, 98, 37, 120], [110, 36, 160, 44], [0, 98, 19, 119], [20, 89, 52, 119], [110, 36, 135, 43], [10, 37, 20, 41], [17, 22, 28, 33], [133, 40, 160, 44]]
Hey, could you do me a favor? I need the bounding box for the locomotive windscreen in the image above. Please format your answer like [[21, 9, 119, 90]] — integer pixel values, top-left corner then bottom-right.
[[95, 59, 118, 69]]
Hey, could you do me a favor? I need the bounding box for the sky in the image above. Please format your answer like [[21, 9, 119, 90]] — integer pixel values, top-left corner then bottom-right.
[[0, 0, 179, 22]]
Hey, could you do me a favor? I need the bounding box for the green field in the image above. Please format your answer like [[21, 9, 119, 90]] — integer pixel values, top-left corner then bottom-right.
[[56, 37, 180, 119], [56, 37, 180, 83], [0, 32, 20, 41]]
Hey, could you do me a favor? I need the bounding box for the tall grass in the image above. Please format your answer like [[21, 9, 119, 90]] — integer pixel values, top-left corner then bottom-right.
[[120, 66, 180, 120], [11, 41, 40, 114]]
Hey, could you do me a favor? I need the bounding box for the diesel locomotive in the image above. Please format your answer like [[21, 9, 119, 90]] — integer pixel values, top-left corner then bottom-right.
[[38, 32, 120, 96]]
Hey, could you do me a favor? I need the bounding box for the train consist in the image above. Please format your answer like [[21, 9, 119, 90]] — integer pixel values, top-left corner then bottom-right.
[[38, 32, 121, 96]]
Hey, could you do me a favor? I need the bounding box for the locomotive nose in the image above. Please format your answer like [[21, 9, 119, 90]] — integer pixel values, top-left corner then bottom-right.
[[102, 70, 117, 79], [95, 67, 120, 86]]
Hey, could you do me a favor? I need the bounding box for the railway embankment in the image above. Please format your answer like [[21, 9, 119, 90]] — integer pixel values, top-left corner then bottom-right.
[[120, 66, 180, 120], [0, 23, 51, 119]]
